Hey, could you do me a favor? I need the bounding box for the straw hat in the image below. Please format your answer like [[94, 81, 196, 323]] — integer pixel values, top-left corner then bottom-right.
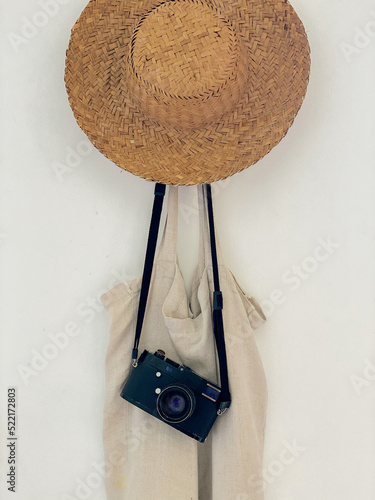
[[65, 0, 310, 186]]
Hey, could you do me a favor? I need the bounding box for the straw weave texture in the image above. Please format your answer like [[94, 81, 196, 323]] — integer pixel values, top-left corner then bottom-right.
[[65, 0, 310, 185]]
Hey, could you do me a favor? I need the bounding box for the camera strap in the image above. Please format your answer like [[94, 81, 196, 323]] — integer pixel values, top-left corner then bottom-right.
[[206, 184, 231, 413], [131, 183, 166, 366], [131, 183, 231, 414]]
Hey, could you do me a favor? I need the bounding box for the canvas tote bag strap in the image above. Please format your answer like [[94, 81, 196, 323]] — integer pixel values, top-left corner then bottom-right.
[[155, 185, 179, 263], [197, 185, 207, 275], [131, 183, 167, 366]]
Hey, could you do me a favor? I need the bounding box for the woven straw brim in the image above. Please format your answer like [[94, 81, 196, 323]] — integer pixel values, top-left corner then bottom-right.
[[65, 0, 311, 186]]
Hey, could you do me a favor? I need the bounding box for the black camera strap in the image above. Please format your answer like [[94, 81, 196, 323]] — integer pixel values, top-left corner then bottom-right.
[[131, 183, 231, 414], [132, 183, 166, 366], [205, 184, 231, 413]]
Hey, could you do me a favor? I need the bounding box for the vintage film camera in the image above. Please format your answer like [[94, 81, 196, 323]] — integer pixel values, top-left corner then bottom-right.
[[121, 349, 222, 443]]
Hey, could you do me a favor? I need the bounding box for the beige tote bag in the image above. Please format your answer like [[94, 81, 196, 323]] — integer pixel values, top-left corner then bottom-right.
[[100, 185, 267, 500]]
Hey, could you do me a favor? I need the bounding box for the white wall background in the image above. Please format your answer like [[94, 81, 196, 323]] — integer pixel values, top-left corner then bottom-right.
[[1, 0, 375, 499]]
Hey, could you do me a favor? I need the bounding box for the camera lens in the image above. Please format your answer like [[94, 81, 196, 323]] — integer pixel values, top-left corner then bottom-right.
[[157, 385, 195, 423]]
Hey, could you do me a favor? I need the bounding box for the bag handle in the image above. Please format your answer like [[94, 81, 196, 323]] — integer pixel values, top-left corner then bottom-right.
[[131, 184, 231, 413], [155, 186, 179, 263]]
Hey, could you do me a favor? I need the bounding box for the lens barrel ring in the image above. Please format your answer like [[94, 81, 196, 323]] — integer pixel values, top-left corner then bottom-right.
[[156, 384, 196, 423]]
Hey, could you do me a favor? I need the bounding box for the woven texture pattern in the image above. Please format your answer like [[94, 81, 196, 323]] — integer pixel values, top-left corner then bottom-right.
[[65, 0, 311, 185]]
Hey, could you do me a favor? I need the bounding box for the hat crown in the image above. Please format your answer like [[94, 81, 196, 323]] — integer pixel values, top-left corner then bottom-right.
[[127, 0, 248, 128], [131, 1, 237, 98]]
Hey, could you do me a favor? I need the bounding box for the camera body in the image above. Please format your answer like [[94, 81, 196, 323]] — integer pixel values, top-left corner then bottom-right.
[[120, 349, 222, 442]]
